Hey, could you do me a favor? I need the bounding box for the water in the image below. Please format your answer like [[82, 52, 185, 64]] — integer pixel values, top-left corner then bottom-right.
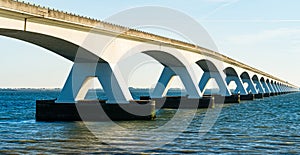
[[0, 89, 299, 154]]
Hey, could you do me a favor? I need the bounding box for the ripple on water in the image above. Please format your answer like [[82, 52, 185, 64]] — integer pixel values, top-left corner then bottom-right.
[[0, 90, 299, 154]]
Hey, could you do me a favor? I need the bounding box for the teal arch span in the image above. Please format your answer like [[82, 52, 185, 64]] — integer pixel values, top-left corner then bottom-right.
[[240, 72, 258, 94], [223, 67, 247, 95], [252, 75, 265, 94], [196, 59, 231, 96]]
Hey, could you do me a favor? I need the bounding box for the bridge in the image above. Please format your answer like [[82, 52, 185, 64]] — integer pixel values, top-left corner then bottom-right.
[[0, 0, 298, 121]]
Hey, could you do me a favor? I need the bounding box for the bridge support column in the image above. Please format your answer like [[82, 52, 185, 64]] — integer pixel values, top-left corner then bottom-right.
[[57, 63, 132, 103], [151, 67, 213, 109], [151, 67, 175, 98], [286, 87, 290, 93], [225, 76, 247, 95], [261, 81, 271, 97], [241, 79, 258, 94], [199, 72, 231, 96], [151, 66, 201, 99], [267, 81, 275, 96], [275, 83, 282, 93], [281, 86, 285, 93], [283, 86, 287, 93], [238, 77, 257, 100], [278, 84, 283, 94], [38, 63, 156, 121], [271, 83, 279, 95], [252, 80, 264, 98], [253, 80, 264, 94]]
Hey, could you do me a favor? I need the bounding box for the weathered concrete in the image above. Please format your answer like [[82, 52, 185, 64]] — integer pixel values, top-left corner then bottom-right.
[[36, 100, 156, 121]]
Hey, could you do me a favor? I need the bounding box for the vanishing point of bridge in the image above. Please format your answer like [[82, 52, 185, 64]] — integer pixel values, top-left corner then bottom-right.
[[0, 0, 298, 121]]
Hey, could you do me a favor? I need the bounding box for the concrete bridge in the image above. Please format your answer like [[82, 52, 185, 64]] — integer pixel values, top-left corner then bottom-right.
[[0, 0, 298, 120]]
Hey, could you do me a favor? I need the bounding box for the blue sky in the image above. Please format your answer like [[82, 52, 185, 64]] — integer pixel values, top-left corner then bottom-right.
[[0, 0, 299, 88]]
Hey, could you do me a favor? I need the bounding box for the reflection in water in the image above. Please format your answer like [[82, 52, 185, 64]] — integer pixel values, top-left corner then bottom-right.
[[0, 89, 299, 154]]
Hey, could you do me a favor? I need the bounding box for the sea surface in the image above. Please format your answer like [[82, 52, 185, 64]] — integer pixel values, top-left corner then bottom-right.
[[0, 89, 299, 154]]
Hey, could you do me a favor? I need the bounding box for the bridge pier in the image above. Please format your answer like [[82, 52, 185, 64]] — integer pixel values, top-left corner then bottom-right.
[[240, 94, 255, 100], [224, 94, 241, 103], [151, 66, 201, 99], [254, 93, 264, 99], [212, 94, 240, 104], [240, 72, 258, 95], [263, 93, 270, 97], [198, 72, 231, 97], [36, 100, 156, 121], [225, 76, 248, 95], [152, 96, 214, 109], [57, 63, 132, 103], [261, 79, 271, 95]]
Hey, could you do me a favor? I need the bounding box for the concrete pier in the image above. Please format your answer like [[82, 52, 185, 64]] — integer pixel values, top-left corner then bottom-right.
[[240, 94, 255, 100], [224, 94, 240, 103], [150, 96, 214, 109], [264, 93, 270, 97], [254, 93, 264, 99], [36, 100, 156, 121], [205, 94, 240, 104]]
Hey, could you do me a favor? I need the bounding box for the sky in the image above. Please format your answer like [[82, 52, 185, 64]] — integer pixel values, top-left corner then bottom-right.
[[0, 0, 299, 88]]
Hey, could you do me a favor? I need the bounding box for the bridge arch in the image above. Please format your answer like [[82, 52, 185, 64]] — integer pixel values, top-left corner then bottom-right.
[[0, 29, 103, 63], [266, 79, 275, 93], [252, 75, 264, 93], [260, 77, 270, 93], [135, 50, 201, 98], [196, 59, 231, 96], [274, 81, 279, 92], [252, 75, 259, 81], [270, 80, 278, 93], [223, 67, 247, 95], [0, 29, 134, 103], [278, 82, 283, 92], [278, 82, 282, 92], [240, 72, 258, 94]]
